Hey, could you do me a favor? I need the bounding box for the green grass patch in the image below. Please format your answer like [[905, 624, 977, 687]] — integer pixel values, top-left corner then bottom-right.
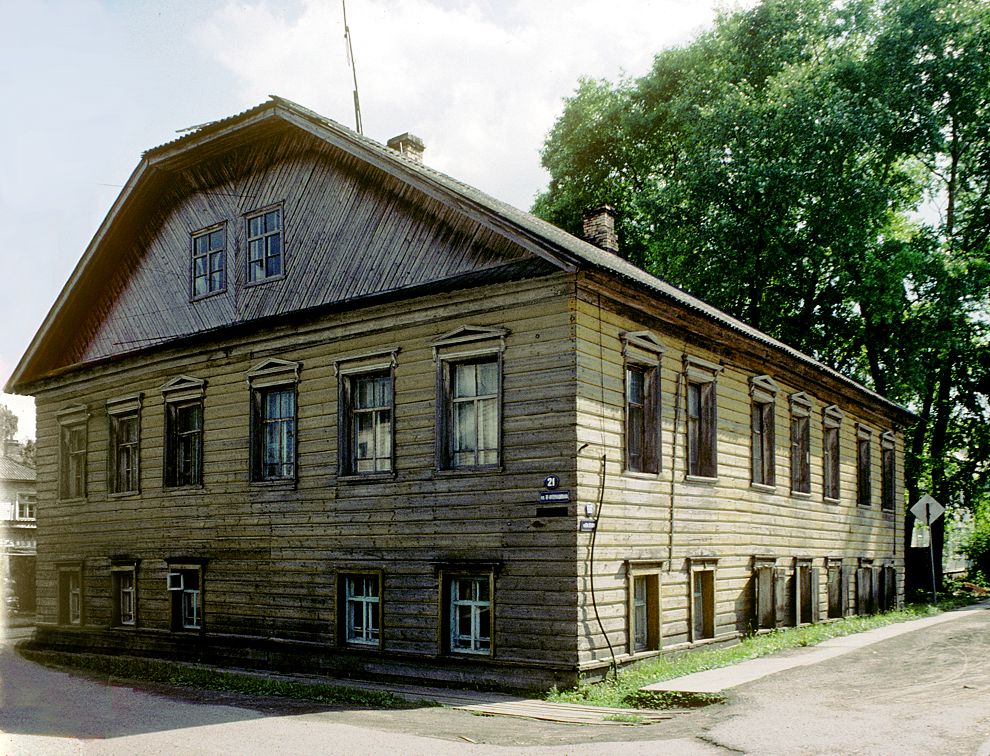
[[17, 647, 430, 710], [547, 601, 969, 710]]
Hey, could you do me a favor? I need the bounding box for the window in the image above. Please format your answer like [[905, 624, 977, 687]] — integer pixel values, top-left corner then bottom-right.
[[339, 366, 395, 475], [15, 492, 36, 520], [107, 395, 142, 495], [111, 563, 138, 627], [433, 326, 508, 471], [342, 573, 381, 647], [246, 207, 283, 283], [57, 565, 83, 625], [822, 405, 842, 501], [622, 332, 663, 474], [57, 405, 88, 499], [447, 575, 492, 654], [826, 558, 845, 619], [857, 425, 872, 507], [749, 376, 778, 487], [689, 557, 717, 642], [163, 376, 206, 488], [855, 559, 876, 615], [790, 393, 812, 494], [248, 359, 300, 482], [881, 432, 896, 512], [627, 562, 662, 653], [167, 562, 204, 631], [752, 557, 776, 630], [794, 558, 817, 625], [191, 225, 226, 298], [684, 357, 720, 479]]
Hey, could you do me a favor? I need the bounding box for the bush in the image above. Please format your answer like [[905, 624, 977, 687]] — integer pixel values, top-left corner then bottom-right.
[[961, 505, 990, 580]]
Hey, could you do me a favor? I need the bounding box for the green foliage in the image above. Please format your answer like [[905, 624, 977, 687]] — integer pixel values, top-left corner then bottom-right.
[[535, 0, 990, 567], [961, 503, 990, 578]]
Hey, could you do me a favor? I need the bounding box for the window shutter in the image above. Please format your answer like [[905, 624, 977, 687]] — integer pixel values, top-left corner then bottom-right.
[[810, 568, 820, 623], [699, 382, 716, 477], [643, 367, 659, 473]]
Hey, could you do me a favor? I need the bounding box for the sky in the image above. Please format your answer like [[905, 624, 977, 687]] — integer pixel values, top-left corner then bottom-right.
[[0, 0, 755, 441]]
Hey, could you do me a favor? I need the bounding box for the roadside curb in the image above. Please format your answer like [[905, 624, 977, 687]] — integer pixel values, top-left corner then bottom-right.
[[642, 602, 990, 694]]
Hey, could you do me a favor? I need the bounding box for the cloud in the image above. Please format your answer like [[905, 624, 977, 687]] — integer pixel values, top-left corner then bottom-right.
[[197, 0, 740, 209]]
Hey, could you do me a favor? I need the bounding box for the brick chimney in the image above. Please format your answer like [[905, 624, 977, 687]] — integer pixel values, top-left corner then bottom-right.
[[582, 205, 620, 257], [387, 133, 425, 164]]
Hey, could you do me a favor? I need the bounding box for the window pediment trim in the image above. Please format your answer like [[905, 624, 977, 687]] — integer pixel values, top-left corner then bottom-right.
[[881, 430, 896, 450], [56, 404, 90, 426], [688, 555, 719, 569], [789, 391, 813, 417], [621, 331, 664, 364], [749, 375, 779, 403], [823, 404, 844, 428], [246, 358, 300, 387], [431, 325, 508, 361], [107, 393, 143, 416], [856, 423, 873, 440], [161, 375, 206, 403], [683, 354, 721, 382], [334, 346, 400, 376]]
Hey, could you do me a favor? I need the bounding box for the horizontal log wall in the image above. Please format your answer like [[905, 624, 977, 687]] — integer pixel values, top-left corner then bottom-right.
[[573, 276, 905, 669], [32, 273, 582, 686]]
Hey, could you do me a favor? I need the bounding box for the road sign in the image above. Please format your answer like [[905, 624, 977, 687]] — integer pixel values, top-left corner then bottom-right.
[[910, 494, 944, 525]]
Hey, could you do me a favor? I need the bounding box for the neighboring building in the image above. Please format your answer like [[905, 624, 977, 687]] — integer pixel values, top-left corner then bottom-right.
[[0, 452, 37, 613], [5, 98, 912, 688]]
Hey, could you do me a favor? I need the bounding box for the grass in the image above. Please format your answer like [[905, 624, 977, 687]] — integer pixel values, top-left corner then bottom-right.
[[546, 599, 974, 710], [17, 647, 430, 710]]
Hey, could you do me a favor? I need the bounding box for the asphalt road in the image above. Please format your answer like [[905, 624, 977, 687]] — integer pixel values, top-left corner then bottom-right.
[[2, 606, 989, 755]]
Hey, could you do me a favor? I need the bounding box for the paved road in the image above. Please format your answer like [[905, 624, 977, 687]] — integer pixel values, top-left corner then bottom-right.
[[2, 606, 989, 754]]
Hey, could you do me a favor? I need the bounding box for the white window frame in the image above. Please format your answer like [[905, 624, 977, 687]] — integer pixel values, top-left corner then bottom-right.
[[111, 562, 138, 627], [167, 562, 204, 631], [335, 348, 399, 478], [445, 573, 493, 655], [247, 359, 300, 483], [342, 572, 382, 647], [245, 205, 285, 284], [15, 492, 36, 521]]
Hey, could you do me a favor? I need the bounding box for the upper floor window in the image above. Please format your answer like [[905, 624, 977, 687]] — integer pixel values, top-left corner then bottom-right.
[[857, 425, 873, 507], [57, 405, 88, 500], [162, 376, 206, 488], [191, 225, 226, 298], [749, 376, 778, 487], [684, 356, 720, 479], [107, 395, 142, 495], [622, 332, 663, 474], [248, 359, 300, 482], [881, 431, 896, 512], [15, 492, 36, 520], [790, 393, 812, 495], [246, 207, 283, 283], [432, 326, 508, 471], [822, 405, 843, 501], [336, 348, 399, 477]]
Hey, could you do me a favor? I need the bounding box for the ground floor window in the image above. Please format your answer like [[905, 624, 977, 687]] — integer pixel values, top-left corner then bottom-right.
[[111, 564, 137, 626], [752, 557, 776, 630], [795, 559, 817, 625], [342, 573, 381, 647], [827, 559, 845, 619], [445, 574, 492, 655], [689, 557, 717, 641], [167, 563, 204, 631], [627, 562, 662, 653], [57, 565, 83, 625]]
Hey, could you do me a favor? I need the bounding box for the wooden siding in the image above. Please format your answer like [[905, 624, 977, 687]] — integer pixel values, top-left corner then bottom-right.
[[32, 274, 582, 685], [572, 275, 905, 669], [77, 130, 533, 365]]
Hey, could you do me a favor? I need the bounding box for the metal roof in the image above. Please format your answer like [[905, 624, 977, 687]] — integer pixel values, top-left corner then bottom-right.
[[0, 455, 36, 483]]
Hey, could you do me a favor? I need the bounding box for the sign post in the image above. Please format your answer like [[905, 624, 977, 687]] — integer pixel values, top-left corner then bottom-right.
[[910, 494, 944, 603]]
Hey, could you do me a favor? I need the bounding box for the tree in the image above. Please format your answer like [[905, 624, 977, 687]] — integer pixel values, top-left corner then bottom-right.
[[0, 404, 17, 444], [535, 0, 990, 591]]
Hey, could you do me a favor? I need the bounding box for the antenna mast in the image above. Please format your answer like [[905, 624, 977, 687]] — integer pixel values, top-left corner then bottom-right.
[[342, 0, 363, 135]]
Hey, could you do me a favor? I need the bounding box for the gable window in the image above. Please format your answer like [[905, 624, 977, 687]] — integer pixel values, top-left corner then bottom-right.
[[162, 376, 206, 488], [749, 376, 778, 487], [246, 207, 283, 283], [822, 405, 842, 501], [111, 562, 138, 627], [336, 348, 399, 477], [446, 574, 492, 655], [881, 432, 896, 512], [627, 561, 662, 653], [107, 395, 142, 495], [790, 393, 812, 495], [248, 359, 300, 482], [684, 356, 720, 479], [622, 332, 663, 474], [432, 326, 508, 471], [15, 492, 36, 520], [57, 564, 83, 625], [857, 425, 872, 507], [191, 225, 226, 298], [167, 560, 205, 631], [57, 405, 89, 500], [341, 573, 381, 647]]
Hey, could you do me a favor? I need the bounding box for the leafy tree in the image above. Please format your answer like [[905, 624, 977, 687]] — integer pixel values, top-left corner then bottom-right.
[[0, 404, 17, 444], [535, 0, 990, 589]]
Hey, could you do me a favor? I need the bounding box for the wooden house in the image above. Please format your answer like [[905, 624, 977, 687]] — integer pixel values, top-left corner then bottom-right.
[[1, 451, 37, 613], [6, 98, 911, 688]]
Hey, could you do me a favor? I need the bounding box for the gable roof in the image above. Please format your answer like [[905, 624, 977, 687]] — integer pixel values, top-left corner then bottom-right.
[[7, 96, 912, 422], [0, 455, 36, 483]]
